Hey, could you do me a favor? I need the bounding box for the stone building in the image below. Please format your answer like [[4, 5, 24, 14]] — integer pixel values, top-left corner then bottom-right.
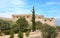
[[0, 14, 55, 26], [11, 14, 55, 26]]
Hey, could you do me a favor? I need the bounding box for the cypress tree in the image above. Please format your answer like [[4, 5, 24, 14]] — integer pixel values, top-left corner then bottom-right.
[[32, 6, 36, 32]]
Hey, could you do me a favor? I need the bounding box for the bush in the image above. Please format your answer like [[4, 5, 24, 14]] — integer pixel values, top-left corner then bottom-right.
[[11, 23, 19, 33], [18, 31, 23, 38], [2, 30, 10, 35], [35, 21, 43, 30], [41, 24, 58, 38], [25, 30, 30, 37], [10, 29, 14, 38], [56, 26, 60, 32]]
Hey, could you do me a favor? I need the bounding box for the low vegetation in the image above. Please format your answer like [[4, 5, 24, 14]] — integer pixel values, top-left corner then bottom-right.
[[25, 30, 30, 37], [10, 29, 14, 38], [56, 26, 60, 32], [18, 31, 23, 38], [41, 24, 58, 38]]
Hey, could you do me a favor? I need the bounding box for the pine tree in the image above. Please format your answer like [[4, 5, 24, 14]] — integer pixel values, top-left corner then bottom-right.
[[32, 6, 36, 32]]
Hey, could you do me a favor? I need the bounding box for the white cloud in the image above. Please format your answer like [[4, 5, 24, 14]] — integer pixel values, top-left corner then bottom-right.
[[0, 9, 31, 18], [0, 5, 7, 8], [0, 0, 27, 8], [46, 2, 56, 5], [46, 2, 60, 6], [13, 9, 31, 14], [55, 16, 60, 19], [0, 0, 30, 18], [11, 0, 27, 6], [49, 9, 60, 13], [0, 13, 12, 18]]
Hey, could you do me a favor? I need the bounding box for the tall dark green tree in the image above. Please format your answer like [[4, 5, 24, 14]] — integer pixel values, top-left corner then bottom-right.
[[32, 6, 36, 32]]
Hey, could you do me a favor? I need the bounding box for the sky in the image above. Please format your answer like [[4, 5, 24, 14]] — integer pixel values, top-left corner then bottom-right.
[[0, 0, 60, 19]]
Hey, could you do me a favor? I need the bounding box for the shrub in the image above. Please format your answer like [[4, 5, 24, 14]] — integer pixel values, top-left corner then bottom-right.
[[11, 23, 19, 33], [56, 26, 60, 32], [2, 30, 10, 35], [25, 30, 30, 37], [41, 24, 58, 38], [18, 31, 23, 38], [10, 29, 14, 38]]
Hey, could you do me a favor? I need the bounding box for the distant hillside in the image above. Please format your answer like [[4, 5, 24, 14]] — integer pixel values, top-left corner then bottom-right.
[[55, 19, 60, 26]]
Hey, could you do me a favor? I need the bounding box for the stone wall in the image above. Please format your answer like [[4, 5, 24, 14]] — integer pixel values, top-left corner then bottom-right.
[[12, 14, 55, 26]]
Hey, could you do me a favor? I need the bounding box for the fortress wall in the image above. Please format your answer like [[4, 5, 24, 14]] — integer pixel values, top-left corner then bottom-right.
[[0, 14, 55, 26], [12, 14, 55, 26]]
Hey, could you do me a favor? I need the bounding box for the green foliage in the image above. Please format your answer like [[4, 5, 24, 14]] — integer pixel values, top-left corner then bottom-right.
[[0, 19, 3, 35], [2, 30, 10, 35], [0, 19, 11, 35], [32, 6, 36, 32], [0, 19, 11, 31], [56, 26, 60, 32], [16, 17, 28, 32], [10, 29, 14, 38], [18, 31, 23, 38], [10, 23, 19, 33], [0, 19, 13, 35], [1, 21, 11, 31], [41, 24, 58, 38], [25, 30, 30, 37], [16, 17, 29, 38], [36, 21, 42, 30]]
